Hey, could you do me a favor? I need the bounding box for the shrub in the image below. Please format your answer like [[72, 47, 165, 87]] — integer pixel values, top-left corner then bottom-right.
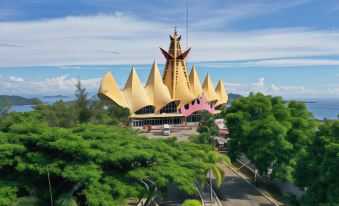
[[182, 199, 201, 206]]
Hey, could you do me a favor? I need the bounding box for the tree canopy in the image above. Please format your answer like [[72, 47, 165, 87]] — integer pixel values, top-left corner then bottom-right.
[[191, 111, 219, 146], [0, 112, 215, 206], [182, 199, 202, 206], [225, 92, 316, 182], [294, 119, 339, 206]]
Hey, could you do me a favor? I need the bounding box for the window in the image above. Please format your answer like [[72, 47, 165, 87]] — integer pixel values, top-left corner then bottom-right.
[[135, 106, 154, 115], [187, 112, 201, 123], [132, 117, 183, 126], [160, 102, 178, 114]]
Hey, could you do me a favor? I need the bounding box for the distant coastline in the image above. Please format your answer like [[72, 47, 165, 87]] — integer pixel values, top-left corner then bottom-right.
[[301, 101, 316, 104], [41, 95, 68, 99], [3, 94, 339, 120], [0, 95, 37, 106]]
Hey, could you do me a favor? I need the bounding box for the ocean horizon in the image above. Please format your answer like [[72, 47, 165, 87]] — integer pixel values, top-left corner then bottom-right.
[[8, 96, 339, 120]]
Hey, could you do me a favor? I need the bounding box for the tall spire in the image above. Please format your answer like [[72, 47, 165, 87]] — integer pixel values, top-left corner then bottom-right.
[[160, 28, 195, 108]]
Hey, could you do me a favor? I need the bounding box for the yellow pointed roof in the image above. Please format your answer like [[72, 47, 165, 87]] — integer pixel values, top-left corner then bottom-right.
[[123, 67, 154, 113], [189, 65, 203, 98], [145, 61, 177, 112], [215, 80, 228, 107], [202, 74, 219, 104], [98, 71, 128, 108]]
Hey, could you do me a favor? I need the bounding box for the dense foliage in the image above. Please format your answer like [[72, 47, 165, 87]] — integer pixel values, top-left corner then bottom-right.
[[191, 111, 219, 145], [30, 80, 130, 128], [225, 93, 316, 182], [0, 112, 215, 205], [182, 199, 202, 206], [0, 97, 11, 119], [197, 111, 219, 137], [295, 119, 339, 206]]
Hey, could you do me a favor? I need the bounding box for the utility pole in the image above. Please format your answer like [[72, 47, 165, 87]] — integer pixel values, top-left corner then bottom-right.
[[47, 167, 53, 206], [209, 170, 213, 205]]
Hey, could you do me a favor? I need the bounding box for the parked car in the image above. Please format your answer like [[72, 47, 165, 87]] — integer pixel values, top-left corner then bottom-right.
[[162, 124, 170, 136]]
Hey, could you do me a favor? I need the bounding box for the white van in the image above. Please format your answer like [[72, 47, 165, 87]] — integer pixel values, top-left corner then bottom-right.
[[162, 124, 170, 136]]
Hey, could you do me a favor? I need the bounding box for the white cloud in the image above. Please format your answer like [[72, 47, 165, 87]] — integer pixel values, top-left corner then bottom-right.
[[223, 78, 339, 97], [198, 58, 339, 68], [253, 77, 265, 88], [8, 76, 24, 82], [1, 14, 339, 67], [0, 75, 101, 96], [223, 78, 269, 95], [325, 87, 339, 95]]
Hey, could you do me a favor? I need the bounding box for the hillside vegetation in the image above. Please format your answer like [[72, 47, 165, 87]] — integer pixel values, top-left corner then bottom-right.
[[0, 95, 37, 107]]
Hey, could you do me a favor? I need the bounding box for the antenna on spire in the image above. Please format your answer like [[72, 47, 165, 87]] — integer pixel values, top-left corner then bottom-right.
[[186, 0, 189, 66]]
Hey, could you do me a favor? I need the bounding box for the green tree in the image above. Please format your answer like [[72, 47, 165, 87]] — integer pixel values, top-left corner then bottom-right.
[[75, 78, 91, 123], [56, 193, 78, 206], [182, 199, 201, 206], [12, 196, 45, 206], [225, 93, 316, 182], [200, 151, 231, 205], [197, 111, 219, 136], [107, 103, 130, 126], [35, 100, 77, 128], [0, 112, 217, 206], [0, 96, 12, 120], [295, 120, 339, 206], [89, 97, 130, 126], [197, 111, 219, 146]]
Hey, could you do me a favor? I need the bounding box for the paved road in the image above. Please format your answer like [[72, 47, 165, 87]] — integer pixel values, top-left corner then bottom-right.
[[215, 165, 275, 206], [156, 184, 194, 206]]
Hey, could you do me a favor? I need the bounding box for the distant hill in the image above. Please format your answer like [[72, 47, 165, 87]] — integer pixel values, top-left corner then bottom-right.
[[0, 95, 37, 106], [228, 93, 242, 104]]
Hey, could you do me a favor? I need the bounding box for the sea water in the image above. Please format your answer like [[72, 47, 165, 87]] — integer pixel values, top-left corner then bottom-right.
[[297, 98, 339, 120], [8, 97, 339, 120]]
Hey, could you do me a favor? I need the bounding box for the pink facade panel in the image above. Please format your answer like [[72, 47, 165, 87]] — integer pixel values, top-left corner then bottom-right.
[[180, 93, 215, 117]]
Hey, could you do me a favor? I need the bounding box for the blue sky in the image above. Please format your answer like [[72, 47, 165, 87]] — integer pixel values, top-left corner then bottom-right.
[[0, 0, 339, 98]]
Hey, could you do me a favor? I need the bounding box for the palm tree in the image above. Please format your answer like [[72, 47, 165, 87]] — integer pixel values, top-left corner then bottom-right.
[[201, 151, 231, 205]]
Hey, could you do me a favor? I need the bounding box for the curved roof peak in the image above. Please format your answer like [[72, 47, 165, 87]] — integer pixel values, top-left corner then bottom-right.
[[98, 71, 128, 108], [145, 62, 176, 111], [202, 74, 219, 104], [215, 80, 228, 107], [124, 67, 153, 113], [189, 65, 203, 97], [147, 61, 161, 84]]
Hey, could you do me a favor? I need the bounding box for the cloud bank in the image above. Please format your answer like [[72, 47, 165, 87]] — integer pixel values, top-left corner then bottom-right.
[[0, 75, 101, 96], [224, 77, 339, 98], [1, 13, 339, 67]]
